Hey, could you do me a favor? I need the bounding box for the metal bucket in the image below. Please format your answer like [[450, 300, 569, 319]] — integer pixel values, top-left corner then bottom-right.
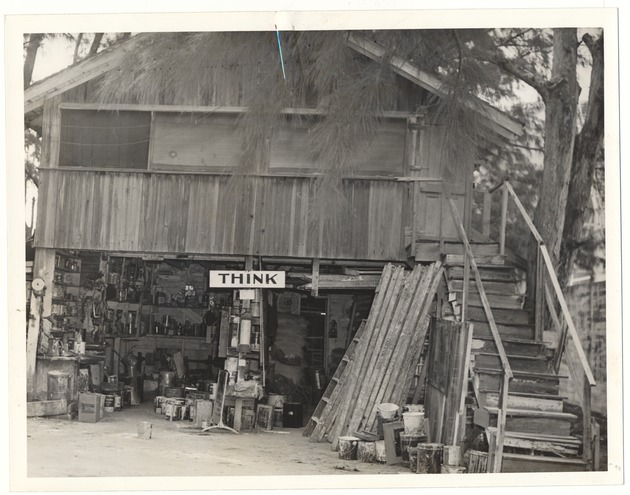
[[159, 371, 177, 395]]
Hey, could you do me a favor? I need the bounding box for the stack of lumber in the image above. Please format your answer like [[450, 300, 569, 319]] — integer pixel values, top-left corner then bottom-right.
[[306, 262, 443, 450]]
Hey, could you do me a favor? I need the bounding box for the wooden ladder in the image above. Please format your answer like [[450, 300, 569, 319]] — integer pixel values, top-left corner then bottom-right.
[[302, 319, 367, 438]]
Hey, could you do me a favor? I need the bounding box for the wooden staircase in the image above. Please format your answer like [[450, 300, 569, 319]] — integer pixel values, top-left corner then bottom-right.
[[444, 243, 589, 473]]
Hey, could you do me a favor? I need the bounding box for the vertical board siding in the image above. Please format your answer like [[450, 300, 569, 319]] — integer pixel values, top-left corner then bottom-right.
[[36, 170, 419, 260]]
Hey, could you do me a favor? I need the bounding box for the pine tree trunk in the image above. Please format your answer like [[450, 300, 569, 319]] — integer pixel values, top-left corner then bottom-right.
[[24, 33, 44, 88], [526, 28, 579, 304], [557, 33, 605, 287]]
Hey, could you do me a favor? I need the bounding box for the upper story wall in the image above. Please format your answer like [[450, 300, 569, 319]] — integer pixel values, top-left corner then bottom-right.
[[33, 67, 475, 261]]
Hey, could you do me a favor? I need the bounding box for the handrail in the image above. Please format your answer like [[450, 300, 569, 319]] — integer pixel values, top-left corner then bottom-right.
[[483, 179, 597, 470], [539, 245, 597, 386], [448, 199, 514, 380], [448, 198, 512, 473], [498, 180, 596, 386]]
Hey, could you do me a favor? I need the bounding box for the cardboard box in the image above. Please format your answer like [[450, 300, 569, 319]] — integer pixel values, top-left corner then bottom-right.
[[78, 393, 105, 423]]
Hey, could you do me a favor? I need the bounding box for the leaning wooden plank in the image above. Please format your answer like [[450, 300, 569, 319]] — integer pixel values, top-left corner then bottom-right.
[[328, 266, 405, 448], [327, 266, 405, 445], [369, 264, 442, 429], [334, 265, 409, 441], [358, 264, 430, 432], [346, 265, 422, 435], [311, 265, 394, 441], [304, 320, 367, 437], [310, 315, 373, 441]]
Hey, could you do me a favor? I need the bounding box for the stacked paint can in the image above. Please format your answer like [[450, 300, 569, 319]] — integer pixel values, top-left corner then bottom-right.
[[104, 394, 115, 413]]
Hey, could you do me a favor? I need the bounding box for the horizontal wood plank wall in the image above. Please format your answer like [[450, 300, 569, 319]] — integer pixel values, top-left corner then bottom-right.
[[35, 170, 418, 260]]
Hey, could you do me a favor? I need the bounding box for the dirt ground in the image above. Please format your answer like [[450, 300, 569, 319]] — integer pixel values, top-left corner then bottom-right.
[[27, 400, 408, 478]]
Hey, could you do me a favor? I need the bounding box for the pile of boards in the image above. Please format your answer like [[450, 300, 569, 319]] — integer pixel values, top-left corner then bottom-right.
[[305, 262, 443, 449]]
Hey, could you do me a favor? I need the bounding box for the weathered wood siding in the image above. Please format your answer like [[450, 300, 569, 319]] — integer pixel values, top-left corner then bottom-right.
[[35, 170, 418, 260]]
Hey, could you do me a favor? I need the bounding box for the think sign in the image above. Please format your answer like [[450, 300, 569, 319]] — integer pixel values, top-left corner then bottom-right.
[[209, 270, 285, 288]]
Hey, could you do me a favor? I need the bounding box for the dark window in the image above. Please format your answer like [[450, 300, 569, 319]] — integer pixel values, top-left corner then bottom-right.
[[59, 110, 150, 169]]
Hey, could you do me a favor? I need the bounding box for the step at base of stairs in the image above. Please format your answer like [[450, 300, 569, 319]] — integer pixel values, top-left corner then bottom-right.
[[501, 453, 588, 473], [475, 369, 561, 395], [482, 392, 564, 412]]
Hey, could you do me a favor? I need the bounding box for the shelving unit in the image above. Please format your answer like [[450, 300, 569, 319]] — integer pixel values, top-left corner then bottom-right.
[[52, 250, 83, 330]]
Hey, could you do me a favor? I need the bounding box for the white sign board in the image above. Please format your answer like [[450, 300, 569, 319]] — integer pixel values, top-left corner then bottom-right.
[[209, 270, 286, 289]]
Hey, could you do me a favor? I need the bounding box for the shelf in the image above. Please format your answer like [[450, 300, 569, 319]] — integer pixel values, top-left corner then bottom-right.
[[54, 281, 80, 287], [54, 266, 81, 274]]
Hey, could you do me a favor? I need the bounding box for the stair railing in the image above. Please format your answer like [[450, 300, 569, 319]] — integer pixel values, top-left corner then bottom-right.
[[448, 198, 513, 474], [492, 179, 597, 469]]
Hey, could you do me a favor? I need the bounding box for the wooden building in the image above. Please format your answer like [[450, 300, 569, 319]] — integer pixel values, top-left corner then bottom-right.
[[24, 33, 600, 472]]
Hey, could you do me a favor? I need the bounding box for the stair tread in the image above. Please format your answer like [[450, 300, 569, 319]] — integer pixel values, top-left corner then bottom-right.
[[484, 406, 578, 420], [502, 453, 587, 465], [473, 366, 567, 380], [481, 390, 568, 401], [476, 352, 549, 361], [470, 320, 534, 327], [486, 427, 582, 445], [473, 336, 547, 345]]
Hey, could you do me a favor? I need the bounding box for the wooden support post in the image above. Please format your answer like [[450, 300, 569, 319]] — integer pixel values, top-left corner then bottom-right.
[[311, 258, 320, 297], [28, 248, 56, 399], [492, 373, 509, 473], [244, 255, 253, 271], [452, 322, 474, 445], [26, 292, 43, 401], [592, 418, 601, 471], [482, 190, 491, 238], [583, 379, 593, 469], [462, 252, 470, 323], [535, 245, 545, 342], [499, 183, 508, 255]]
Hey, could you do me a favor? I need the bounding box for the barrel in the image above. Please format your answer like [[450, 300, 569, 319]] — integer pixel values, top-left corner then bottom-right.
[[338, 436, 359, 460], [47, 371, 71, 403], [159, 371, 177, 395], [416, 443, 444, 474], [357, 441, 378, 463], [401, 434, 426, 467]]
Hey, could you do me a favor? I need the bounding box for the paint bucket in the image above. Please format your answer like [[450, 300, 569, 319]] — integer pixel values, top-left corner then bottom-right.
[[403, 404, 424, 413], [137, 421, 152, 439], [251, 301, 261, 317], [159, 371, 177, 395], [104, 394, 115, 413], [403, 412, 425, 435], [377, 403, 399, 420], [273, 407, 283, 428], [114, 393, 123, 411], [154, 396, 164, 414], [47, 371, 72, 403], [400, 433, 426, 466], [358, 441, 378, 463], [338, 436, 360, 460], [267, 394, 287, 409]]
